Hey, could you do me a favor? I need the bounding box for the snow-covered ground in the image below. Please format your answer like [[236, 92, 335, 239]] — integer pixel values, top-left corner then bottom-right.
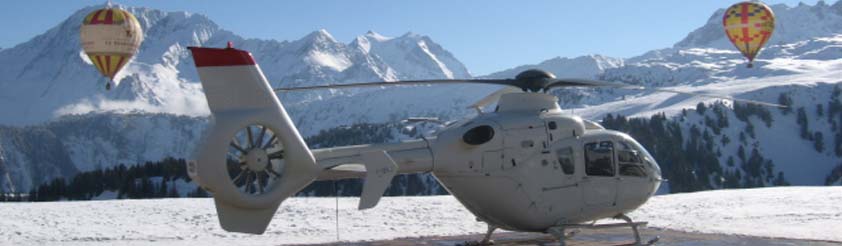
[[630, 186, 842, 242], [0, 187, 839, 245]]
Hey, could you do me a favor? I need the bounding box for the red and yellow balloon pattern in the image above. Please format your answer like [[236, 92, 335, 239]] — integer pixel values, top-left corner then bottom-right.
[[722, 2, 775, 68], [80, 7, 143, 80]]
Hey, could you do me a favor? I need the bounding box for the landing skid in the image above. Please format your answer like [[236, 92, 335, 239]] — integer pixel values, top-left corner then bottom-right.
[[548, 214, 659, 246], [462, 224, 497, 245]]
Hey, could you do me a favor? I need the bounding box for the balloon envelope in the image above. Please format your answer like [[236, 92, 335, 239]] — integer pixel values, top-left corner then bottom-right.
[[722, 1, 775, 67], [80, 7, 143, 79]]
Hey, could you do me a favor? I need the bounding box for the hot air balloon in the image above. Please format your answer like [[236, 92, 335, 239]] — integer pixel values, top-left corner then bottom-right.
[[723, 1, 775, 68], [80, 5, 143, 90]]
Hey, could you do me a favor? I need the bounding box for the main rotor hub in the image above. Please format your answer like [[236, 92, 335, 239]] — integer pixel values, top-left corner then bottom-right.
[[515, 69, 556, 92]]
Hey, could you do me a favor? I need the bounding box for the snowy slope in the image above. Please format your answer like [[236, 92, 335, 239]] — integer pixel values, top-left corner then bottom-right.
[[0, 114, 207, 192], [485, 54, 624, 79], [284, 83, 498, 136], [0, 187, 839, 245]]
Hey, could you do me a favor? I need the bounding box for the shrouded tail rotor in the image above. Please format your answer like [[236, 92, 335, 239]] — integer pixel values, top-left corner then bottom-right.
[[227, 124, 286, 195], [186, 45, 319, 234]]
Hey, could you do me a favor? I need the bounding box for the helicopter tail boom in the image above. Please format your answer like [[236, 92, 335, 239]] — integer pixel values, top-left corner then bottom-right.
[[187, 46, 320, 234]]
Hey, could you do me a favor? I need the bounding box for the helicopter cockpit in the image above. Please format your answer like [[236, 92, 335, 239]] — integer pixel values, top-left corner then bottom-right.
[[577, 131, 661, 177], [577, 130, 662, 212]]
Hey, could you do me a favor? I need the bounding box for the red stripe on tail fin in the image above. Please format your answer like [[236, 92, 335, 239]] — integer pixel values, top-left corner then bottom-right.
[[188, 46, 256, 67]]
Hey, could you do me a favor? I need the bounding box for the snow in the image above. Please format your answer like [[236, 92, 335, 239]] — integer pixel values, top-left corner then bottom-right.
[[351, 31, 470, 80], [576, 57, 842, 121], [416, 39, 455, 79], [630, 186, 842, 242], [0, 187, 840, 245], [306, 51, 352, 72], [484, 54, 624, 79], [0, 196, 485, 246]]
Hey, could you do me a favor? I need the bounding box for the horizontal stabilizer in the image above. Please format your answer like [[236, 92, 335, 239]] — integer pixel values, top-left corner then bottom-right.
[[329, 163, 366, 172], [359, 150, 398, 210]]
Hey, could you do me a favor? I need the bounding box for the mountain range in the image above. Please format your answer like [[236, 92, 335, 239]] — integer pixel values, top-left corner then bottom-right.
[[2, 2, 842, 192]]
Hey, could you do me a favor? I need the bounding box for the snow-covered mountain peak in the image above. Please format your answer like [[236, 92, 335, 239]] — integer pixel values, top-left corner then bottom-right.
[[302, 29, 339, 44], [400, 31, 421, 39], [349, 31, 471, 80], [364, 30, 392, 42]]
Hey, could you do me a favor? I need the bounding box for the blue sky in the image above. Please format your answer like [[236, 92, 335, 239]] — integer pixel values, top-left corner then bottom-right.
[[0, 0, 825, 75]]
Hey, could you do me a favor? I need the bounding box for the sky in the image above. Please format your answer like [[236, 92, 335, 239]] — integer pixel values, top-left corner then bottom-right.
[[0, 0, 826, 75]]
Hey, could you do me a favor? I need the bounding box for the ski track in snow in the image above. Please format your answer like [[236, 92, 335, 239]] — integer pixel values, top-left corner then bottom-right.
[[0, 187, 840, 245]]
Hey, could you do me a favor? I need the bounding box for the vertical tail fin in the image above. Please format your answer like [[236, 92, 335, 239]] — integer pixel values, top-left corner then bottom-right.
[[187, 45, 320, 234]]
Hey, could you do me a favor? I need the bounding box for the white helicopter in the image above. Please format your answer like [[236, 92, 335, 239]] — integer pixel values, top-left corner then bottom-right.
[[185, 44, 783, 246]]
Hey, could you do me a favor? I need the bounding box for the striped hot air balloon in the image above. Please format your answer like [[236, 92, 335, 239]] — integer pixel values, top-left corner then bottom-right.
[[723, 1, 775, 68], [80, 7, 143, 90]]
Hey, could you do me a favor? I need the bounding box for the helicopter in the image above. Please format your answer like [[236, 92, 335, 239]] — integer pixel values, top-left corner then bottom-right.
[[184, 44, 783, 246]]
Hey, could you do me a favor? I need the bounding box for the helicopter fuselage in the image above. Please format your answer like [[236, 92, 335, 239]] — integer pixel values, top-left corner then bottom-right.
[[428, 92, 662, 232], [183, 46, 753, 237], [311, 92, 662, 232]]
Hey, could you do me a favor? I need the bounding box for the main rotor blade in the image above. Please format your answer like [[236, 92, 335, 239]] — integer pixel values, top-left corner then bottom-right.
[[274, 79, 517, 92], [545, 78, 787, 108]]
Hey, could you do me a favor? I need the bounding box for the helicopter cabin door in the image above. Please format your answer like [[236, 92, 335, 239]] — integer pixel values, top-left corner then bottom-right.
[[581, 140, 618, 208], [615, 140, 651, 208]]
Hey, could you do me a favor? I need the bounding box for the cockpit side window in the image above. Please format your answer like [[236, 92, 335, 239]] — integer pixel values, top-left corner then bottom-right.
[[585, 141, 614, 177], [618, 141, 647, 177], [556, 147, 574, 175]]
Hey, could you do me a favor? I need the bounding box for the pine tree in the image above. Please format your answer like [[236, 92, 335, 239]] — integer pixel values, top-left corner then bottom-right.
[[797, 107, 811, 140], [774, 172, 790, 186], [167, 183, 180, 198], [817, 104, 825, 118], [159, 180, 169, 198], [815, 131, 825, 152], [696, 102, 707, 115], [778, 93, 793, 115]]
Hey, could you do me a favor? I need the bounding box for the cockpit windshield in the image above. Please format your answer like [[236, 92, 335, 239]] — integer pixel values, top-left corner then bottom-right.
[[619, 137, 661, 178]]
